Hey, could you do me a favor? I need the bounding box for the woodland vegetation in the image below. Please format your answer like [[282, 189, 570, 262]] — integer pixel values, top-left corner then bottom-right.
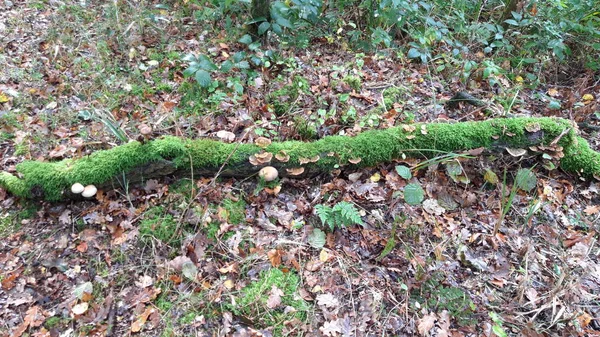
[[0, 0, 599, 336]]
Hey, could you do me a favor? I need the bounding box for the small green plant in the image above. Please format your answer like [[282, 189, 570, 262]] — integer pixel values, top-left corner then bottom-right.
[[229, 268, 310, 333], [314, 201, 363, 231], [269, 75, 309, 116], [44, 316, 63, 329], [221, 197, 247, 225], [78, 109, 128, 143], [342, 75, 362, 91], [182, 52, 249, 88], [495, 168, 537, 234], [139, 206, 181, 246], [489, 312, 508, 337], [411, 272, 476, 326]]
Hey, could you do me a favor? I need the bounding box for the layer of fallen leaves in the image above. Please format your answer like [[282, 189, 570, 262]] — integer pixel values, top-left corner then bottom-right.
[[1, 1, 600, 336]]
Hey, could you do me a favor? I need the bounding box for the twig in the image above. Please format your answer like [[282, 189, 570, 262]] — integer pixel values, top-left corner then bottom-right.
[[209, 126, 254, 187], [550, 127, 571, 146]]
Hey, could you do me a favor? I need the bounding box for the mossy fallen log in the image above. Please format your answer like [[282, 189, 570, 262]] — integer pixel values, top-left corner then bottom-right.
[[0, 117, 598, 201]]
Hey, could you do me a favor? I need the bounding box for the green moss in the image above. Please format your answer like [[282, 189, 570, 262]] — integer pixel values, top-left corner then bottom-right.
[[1, 117, 597, 201], [44, 316, 63, 329], [0, 172, 28, 197], [228, 268, 310, 333], [561, 136, 600, 178]]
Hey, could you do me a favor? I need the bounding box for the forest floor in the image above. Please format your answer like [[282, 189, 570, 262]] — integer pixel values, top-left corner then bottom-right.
[[1, 1, 600, 336]]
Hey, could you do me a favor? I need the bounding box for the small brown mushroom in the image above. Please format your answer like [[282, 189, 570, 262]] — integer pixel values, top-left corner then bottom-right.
[[258, 166, 278, 182]]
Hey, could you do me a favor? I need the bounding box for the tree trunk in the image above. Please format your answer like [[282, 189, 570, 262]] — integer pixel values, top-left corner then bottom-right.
[[249, 0, 271, 38], [1, 117, 598, 201]]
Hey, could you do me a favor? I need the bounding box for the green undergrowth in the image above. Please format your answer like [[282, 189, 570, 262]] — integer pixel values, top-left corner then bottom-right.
[[268, 75, 310, 116], [0, 203, 37, 237], [225, 268, 310, 334], [1, 117, 598, 201], [411, 272, 477, 325], [139, 206, 185, 247]]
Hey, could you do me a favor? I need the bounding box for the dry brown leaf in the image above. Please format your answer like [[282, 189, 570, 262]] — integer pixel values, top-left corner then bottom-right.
[[320, 319, 342, 337], [316, 293, 339, 308], [131, 306, 155, 332], [584, 205, 599, 215], [267, 249, 282, 267], [417, 312, 436, 336], [267, 285, 284, 309]]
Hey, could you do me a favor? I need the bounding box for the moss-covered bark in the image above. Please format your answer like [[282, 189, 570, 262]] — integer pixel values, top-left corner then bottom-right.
[[1, 117, 598, 201]]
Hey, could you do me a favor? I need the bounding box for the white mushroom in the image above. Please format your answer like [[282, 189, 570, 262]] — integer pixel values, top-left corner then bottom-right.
[[258, 166, 278, 182], [71, 183, 85, 194], [81, 185, 98, 198]]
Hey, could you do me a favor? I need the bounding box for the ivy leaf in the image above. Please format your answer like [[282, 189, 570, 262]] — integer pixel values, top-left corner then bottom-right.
[[404, 183, 425, 205], [195, 70, 212, 88], [395, 165, 412, 180]]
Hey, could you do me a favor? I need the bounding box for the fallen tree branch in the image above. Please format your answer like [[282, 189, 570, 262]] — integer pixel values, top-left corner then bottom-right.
[[1, 117, 598, 201]]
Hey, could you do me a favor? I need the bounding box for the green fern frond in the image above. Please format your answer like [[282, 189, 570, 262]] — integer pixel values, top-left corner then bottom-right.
[[315, 201, 363, 231]]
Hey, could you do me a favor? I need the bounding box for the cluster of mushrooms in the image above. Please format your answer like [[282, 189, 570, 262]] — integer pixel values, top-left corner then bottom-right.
[[70, 183, 98, 198]]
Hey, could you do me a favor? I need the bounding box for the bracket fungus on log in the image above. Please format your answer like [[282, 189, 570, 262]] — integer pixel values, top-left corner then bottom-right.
[[0, 117, 598, 201]]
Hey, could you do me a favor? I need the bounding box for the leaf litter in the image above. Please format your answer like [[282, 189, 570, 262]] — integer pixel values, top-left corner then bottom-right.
[[0, 1, 600, 336]]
